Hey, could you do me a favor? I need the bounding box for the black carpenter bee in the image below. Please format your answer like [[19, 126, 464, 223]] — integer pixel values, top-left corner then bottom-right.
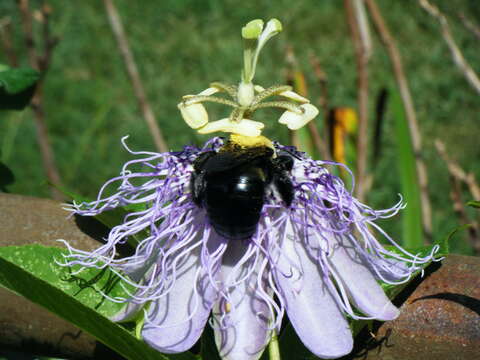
[[190, 141, 295, 240]]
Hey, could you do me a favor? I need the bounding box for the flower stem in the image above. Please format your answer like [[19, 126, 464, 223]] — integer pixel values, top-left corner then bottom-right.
[[135, 310, 146, 339], [268, 330, 281, 360]]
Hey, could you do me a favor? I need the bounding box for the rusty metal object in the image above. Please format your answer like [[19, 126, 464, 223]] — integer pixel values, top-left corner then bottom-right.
[[0, 193, 479, 359], [0, 193, 120, 359], [350, 254, 480, 360]]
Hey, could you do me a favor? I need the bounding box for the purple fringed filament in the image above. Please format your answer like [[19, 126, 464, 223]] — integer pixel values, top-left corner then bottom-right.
[[60, 136, 438, 360]]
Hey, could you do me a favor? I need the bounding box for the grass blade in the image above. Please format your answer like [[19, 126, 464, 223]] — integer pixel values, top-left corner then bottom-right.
[[391, 90, 423, 247]]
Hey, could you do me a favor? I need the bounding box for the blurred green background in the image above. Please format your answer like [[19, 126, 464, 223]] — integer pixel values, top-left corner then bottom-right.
[[1, 0, 479, 254]]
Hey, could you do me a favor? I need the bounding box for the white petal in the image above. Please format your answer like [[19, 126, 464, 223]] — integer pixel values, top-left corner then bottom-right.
[[178, 102, 209, 129], [198, 87, 220, 96], [142, 237, 223, 353], [279, 90, 310, 103], [272, 221, 353, 358], [278, 103, 319, 130], [328, 236, 400, 320], [198, 118, 264, 137], [213, 241, 271, 360]]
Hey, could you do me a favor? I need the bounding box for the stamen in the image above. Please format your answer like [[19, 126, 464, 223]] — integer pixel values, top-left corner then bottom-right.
[[210, 82, 238, 99], [181, 95, 238, 108], [251, 85, 292, 105], [250, 100, 304, 114], [229, 107, 246, 123]]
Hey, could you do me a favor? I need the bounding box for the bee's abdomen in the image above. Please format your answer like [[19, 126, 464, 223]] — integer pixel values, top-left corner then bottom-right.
[[204, 168, 266, 240]]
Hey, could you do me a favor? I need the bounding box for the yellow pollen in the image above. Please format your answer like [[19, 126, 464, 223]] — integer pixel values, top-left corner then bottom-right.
[[229, 134, 274, 150]]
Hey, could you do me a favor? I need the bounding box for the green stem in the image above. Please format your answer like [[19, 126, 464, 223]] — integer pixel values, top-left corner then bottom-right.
[[268, 330, 281, 360], [135, 309, 146, 339]]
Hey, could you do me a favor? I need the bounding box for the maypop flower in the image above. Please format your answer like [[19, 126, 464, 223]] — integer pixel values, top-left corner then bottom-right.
[[61, 19, 438, 360]]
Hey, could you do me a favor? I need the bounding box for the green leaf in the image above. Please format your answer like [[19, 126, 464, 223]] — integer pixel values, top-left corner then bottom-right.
[[200, 325, 222, 360], [0, 66, 40, 110], [391, 90, 423, 248], [0, 245, 195, 360], [279, 323, 316, 360], [467, 200, 480, 209], [440, 223, 472, 256]]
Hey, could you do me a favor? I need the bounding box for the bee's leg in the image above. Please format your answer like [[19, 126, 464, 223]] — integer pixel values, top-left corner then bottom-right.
[[193, 151, 216, 172], [271, 154, 295, 206], [190, 171, 206, 206], [273, 154, 294, 172], [273, 172, 294, 207]]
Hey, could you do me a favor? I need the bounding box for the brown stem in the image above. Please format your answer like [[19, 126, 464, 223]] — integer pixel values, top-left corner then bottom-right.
[[309, 53, 331, 160], [419, 0, 480, 95], [39, 2, 57, 72], [306, 119, 328, 159], [365, 0, 432, 242], [345, 0, 371, 202], [284, 46, 327, 158], [284, 52, 300, 149], [103, 0, 168, 153], [17, 0, 37, 67], [435, 139, 480, 254], [435, 140, 480, 200], [449, 174, 479, 254], [31, 102, 64, 199], [0, 18, 19, 66], [17, 0, 63, 200], [458, 12, 480, 42]]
